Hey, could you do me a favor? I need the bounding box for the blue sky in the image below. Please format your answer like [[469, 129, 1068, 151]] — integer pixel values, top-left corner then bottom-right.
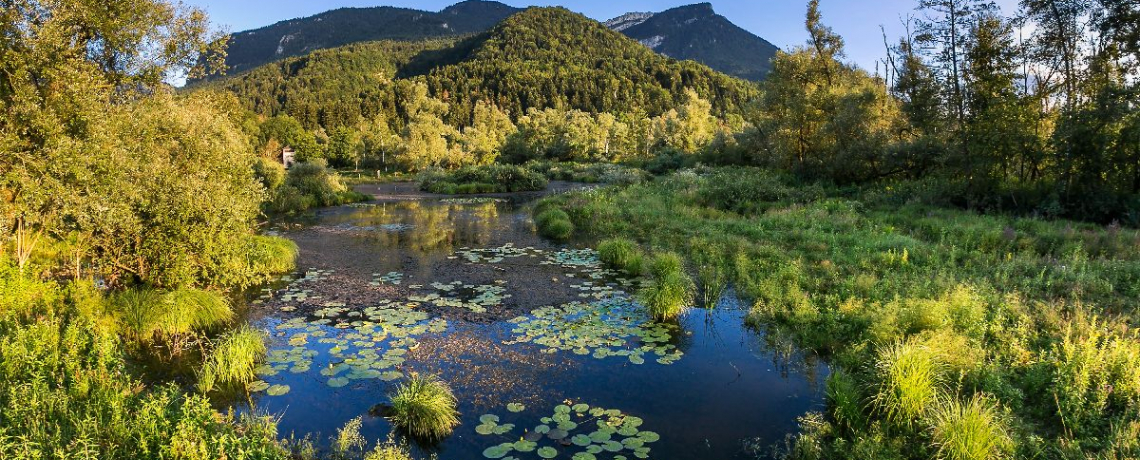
[[183, 0, 1021, 73]]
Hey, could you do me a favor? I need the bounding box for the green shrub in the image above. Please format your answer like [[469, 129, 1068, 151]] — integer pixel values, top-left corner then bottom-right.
[[417, 164, 548, 194], [929, 395, 1012, 460], [598, 238, 644, 275], [873, 340, 945, 428], [198, 325, 267, 393], [540, 218, 575, 240], [269, 160, 368, 214], [638, 252, 694, 321], [253, 157, 287, 192], [387, 374, 460, 440]]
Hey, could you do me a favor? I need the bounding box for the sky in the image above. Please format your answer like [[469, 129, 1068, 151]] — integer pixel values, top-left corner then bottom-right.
[[181, 0, 1021, 73]]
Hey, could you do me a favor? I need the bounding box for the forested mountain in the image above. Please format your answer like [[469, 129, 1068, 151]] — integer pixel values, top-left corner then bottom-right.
[[217, 1, 520, 76], [605, 3, 778, 81], [206, 7, 759, 130]]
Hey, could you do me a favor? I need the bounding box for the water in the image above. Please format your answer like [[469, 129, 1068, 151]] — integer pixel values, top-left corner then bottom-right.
[[239, 184, 828, 459]]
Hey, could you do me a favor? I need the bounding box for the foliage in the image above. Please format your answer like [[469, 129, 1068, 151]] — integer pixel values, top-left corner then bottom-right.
[[112, 288, 234, 345], [333, 417, 367, 458], [535, 209, 574, 241], [637, 252, 695, 321], [386, 374, 461, 440], [0, 262, 287, 459], [198, 326, 267, 393], [417, 164, 548, 194], [269, 160, 370, 214], [549, 168, 1140, 458], [598, 238, 645, 276]]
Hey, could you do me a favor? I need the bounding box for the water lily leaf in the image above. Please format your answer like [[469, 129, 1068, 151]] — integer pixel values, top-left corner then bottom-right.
[[572, 453, 596, 460], [247, 380, 270, 392], [327, 377, 349, 388], [475, 424, 496, 435], [483, 444, 512, 459], [571, 434, 592, 446], [537, 447, 558, 459], [480, 414, 500, 424], [266, 384, 290, 396], [637, 431, 660, 442], [507, 402, 526, 413]]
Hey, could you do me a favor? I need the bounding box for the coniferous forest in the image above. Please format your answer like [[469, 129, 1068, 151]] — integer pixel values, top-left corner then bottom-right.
[[2, 0, 1139, 459]]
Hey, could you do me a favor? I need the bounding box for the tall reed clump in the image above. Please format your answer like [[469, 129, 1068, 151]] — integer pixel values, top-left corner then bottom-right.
[[598, 238, 644, 275], [873, 340, 946, 428], [386, 374, 460, 440], [198, 325, 267, 393], [929, 395, 1013, 460], [637, 252, 695, 321], [247, 235, 299, 278]]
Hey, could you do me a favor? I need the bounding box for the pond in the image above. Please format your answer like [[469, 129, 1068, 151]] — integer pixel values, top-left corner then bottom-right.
[[239, 182, 829, 460]]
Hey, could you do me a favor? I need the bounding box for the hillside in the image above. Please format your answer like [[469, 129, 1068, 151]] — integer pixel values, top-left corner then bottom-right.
[[218, 0, 520, 76], [208, 7, 759, 130], [606, 3, 779, 81]]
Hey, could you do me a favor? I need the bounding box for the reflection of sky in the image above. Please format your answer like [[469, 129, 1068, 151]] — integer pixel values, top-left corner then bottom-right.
[[239, 197, 829, 459]]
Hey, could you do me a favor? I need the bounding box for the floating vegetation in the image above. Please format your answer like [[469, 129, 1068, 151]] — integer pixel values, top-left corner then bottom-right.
[[440, 197, 508, 204], [476, 401, 659, 459], [322, 222, 416, 233], [259, 301, 447, 391], [371, 271, 404, 286], [506, 296, 683, 365], [257, 268, 335, 305], [408, 281, 510, 313], [454, 243, 545, 264]]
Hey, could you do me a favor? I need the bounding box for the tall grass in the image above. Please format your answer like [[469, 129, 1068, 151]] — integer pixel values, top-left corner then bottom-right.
[[387, 374, 460, 440], [535, 208, 574, 240], [198, 325, 267, 393], [364, 437, 413, 460], [637, 252, 695, 321], [598, 238, 644, 275], [332, 416, 367, 458], [930, 395, 1012, 460], [873, 340, 945, 428], [112, 288, 234, 354]]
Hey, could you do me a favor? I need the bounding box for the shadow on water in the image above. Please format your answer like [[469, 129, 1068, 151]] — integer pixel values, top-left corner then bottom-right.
[[234, 186, 829, 460]]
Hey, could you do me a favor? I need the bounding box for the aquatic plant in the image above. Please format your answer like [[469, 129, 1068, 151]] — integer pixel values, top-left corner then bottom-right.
[[507, 297, 683, 365], [387, 373, 461, 439], [598, 238, 644, 275], [364, 437, 414, 460], [637, 253, 694, 321], [198, 325, 267, 392], [873, 340, 945, 428], [475, 401, 660, 459], [333, 416, 367, 458], [113, 288, 234, 347], [930, 395, 1012, 460], [535, 208, 574, 240]]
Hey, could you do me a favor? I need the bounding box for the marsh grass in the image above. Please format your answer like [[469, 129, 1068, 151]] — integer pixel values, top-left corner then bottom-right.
[[638, 252, 695, 321], [873, 340, 945, 428], [198, 325, 267, 393], [535, 208, 574, 240], [333, 416, 367, 458], [598, 238, 644, 275], [387, 374, 460, 440], [112, 287, 234, 353], [930, 395, 1012, 460], [364, 436, 414, 460]]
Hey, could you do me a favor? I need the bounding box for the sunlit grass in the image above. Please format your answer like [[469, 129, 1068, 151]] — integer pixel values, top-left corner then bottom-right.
[[638, 252, 694, 321], [198, 325, 267, 393], [930, 395, 1012, 460], [598, 237, 644, 275], [873, 340, 945, 428], [387, 374, 460, 440]]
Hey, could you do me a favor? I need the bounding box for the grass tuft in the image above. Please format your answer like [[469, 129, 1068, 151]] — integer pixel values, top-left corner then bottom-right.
[[637, 252, 695, 321], [873, 340, 945, 428], [333, 416, 367, 458], [387, 373, 460, 440], [535, 208, 574, 240], [598, 238, 644, 275], [930, 395, 1012, 460], [198, 325, 267, 393]]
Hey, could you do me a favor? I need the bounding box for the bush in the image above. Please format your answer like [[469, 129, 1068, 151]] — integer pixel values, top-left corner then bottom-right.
[[598, 238, 644, 275], [535, 208, 574, 240], [198, 325, 266, 392], [387, 374, 460, 440], [637, 252, 694, 321], [269, 159, 368, 214], [418, 164, 548, 194]]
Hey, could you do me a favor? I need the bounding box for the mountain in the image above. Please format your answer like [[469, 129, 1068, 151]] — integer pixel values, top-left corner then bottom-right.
[[206, 7, 759, 130], [606, 3, 779, 81], [218, 0, 520, 76]]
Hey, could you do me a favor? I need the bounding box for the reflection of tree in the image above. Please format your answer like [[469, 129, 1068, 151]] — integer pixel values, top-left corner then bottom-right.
[[326, 201, 503, 254]]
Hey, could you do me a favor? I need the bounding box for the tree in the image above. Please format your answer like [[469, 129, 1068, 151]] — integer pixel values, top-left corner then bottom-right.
[[916, 0, 990, 152], [327, 126, 363, 169], [398, 82, 459, 171], [0, 0, 224, 271], [462, 101, 515, 165], [657, 89, 718, 154]]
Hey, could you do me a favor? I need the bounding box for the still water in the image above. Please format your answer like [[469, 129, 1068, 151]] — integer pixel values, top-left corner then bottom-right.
[[239, 184, 828, 459]]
